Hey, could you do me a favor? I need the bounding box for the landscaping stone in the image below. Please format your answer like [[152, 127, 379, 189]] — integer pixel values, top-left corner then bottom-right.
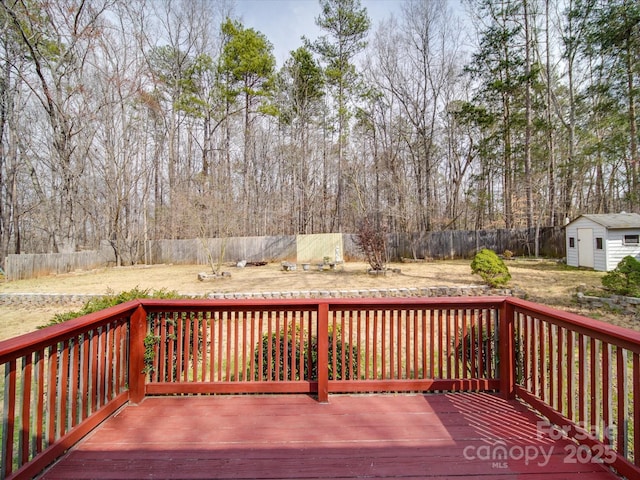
[[198, 272, 231, 281], [0, 285, 515, 307], [281, 262, 297, 271], [576, 292, 640, 315]]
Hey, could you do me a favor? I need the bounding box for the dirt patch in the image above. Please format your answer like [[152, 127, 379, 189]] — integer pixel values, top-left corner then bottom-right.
[[1, 259, 636, 340]]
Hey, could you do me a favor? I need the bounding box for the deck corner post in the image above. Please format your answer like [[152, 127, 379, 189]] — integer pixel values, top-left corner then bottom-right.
[[499, 300, 516, 400], [317, 302, 329, 403], [128, 303, 148, 404]]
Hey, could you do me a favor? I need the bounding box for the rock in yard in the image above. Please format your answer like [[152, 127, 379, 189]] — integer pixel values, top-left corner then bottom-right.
[[198, 272, 231, 281]]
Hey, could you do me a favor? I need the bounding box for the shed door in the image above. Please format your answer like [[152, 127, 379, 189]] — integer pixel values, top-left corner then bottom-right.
[[577, 228, 594, 268]]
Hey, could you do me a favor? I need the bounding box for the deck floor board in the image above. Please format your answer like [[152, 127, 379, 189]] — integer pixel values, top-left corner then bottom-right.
[[41, 393, 620, 479]]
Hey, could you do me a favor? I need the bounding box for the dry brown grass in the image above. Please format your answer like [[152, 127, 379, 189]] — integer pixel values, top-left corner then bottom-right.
[[0, 258, 632, 341]]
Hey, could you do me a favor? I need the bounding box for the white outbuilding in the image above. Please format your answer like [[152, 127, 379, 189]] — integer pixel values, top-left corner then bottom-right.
[[565, 213, 640, 271]]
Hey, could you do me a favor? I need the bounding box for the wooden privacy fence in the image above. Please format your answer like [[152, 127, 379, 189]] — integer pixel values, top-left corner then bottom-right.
[[3, 228, 564, 280], [387, 226, 564, 260], [3, 250, 114, 281], [2, 296, 639, 479], [150, 228, 565, 265], [149, 235, 297, 265]]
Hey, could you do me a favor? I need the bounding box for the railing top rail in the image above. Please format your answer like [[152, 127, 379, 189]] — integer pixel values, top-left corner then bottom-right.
[[138, 296, 508, 311], [507, 297, 640, 353], [139, 297, 322, 312], [325, 296, 506, 310], [4, 295, 640, 363], [0, 300, 140, 363]]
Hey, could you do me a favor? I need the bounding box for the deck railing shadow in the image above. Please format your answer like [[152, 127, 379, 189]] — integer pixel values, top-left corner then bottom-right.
[[2, 297, 639, 479]]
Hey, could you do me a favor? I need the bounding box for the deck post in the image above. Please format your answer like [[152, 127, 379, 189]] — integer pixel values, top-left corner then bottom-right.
[[317, 302, 329, 403], [128, 304, 148, 404], [499, 300, 516, 400]]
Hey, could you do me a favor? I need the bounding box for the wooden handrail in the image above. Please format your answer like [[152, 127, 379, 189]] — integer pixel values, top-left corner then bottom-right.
[[0, 300, 140, 363], [3, 296, 640, 479], [139, 296, 508, 310], [508, 297, 640, 353], [0, 300, 139, 480], [510, 297, 640, 478]]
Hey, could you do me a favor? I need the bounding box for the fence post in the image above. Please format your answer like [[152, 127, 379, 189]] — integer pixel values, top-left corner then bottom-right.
[[128, 304, 148, 404], [317, 302, 329, 403], [499, 300, 516, 400]]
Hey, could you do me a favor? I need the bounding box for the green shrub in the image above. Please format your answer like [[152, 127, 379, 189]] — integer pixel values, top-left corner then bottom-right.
[[456, 327, 495, 378], [253, 325, 359, 381], [602, 256, 640, 297], [471, 249, 511, 288], [254, 327, 302, 381], [455, 327, 523, 383], [308, 325, 360, 380], [40, 287, 182, 328]]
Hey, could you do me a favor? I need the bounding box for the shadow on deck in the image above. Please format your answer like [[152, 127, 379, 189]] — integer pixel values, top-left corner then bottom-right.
[[41, 393, 618, 480]]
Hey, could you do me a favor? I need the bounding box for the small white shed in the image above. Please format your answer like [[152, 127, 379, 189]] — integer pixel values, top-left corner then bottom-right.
[[565, 213, 640, 271]]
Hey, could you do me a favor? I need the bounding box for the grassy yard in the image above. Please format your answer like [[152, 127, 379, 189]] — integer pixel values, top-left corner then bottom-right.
[[0, 258, 632, 341]]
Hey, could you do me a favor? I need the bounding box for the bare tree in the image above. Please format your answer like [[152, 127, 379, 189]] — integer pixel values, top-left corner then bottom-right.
[[2, 0, 112, 252], [0, 8, 27, 265], [364, 0, 460, 231]]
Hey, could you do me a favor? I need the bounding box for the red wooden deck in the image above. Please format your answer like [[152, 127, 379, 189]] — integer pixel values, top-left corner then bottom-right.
[[40, 393, 619, 480]]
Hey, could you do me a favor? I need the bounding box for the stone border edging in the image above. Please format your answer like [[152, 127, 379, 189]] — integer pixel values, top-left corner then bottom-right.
[[0, 293, 104, 306], [576, 292, 640, 315], [0, 285, 519, 307]]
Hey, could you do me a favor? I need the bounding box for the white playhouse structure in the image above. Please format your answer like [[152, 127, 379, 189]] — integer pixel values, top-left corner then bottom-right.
[[565, 212, 640, 271]]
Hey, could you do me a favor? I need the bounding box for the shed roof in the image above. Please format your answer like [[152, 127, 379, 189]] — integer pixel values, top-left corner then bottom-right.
[[570, 213, 640, 229]]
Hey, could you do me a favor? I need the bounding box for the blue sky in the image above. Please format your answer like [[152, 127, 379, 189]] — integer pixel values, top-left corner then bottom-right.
[[234, 0, 405, 66]]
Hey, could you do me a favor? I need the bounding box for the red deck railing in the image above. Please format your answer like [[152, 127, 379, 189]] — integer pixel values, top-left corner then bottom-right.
[[1, 297, 640, 479], [140, 298, 503, 399], [508, 298, 640, 479], [0, 302, 138, 480]]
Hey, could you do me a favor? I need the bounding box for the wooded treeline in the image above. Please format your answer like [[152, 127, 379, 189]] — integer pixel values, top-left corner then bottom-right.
[[0, 0, 638, 267]]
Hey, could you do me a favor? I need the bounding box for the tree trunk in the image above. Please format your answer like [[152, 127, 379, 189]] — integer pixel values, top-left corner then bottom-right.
[[523, 0, 534, 231]]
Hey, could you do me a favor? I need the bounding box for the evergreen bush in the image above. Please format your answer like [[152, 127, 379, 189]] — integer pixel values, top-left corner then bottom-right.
[[254, 325, 359, 381], [470, 249, 511, 288], [40, 287, 182, 328], [455, 327, 523, 383], [254, 327, 302, 381], [307, 325, 360, 380], [601, 256, 640, 297]]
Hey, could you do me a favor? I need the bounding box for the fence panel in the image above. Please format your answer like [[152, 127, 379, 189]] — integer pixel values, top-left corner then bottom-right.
[[149, 236, 297, 265], [5, 229, 564, 281], [4, 250, 113, 281], [141, 298, 503, 396], [386, 227, 563, 261]]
